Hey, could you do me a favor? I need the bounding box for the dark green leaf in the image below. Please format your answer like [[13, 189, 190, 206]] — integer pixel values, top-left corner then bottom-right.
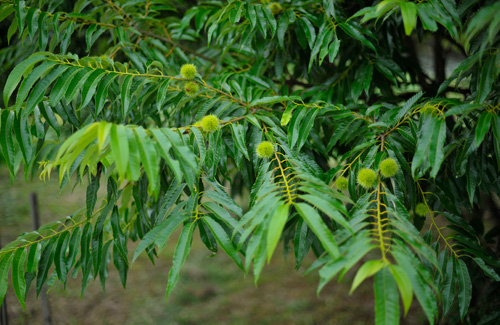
[[374, 267, 399, 325], [165, 222, 195, 300]]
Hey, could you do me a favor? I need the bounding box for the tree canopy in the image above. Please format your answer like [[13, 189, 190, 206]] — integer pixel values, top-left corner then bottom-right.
[[0, 0, 499, 323]]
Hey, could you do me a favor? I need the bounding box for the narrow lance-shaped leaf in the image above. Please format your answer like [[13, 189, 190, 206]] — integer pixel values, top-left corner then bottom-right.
[[388, 264, 413, 316], [3, 53, 47, 107], [295, 203, 339, 258], [429, 117, 446, 178], [25, 65, 69, 116], [202, 216, 243, 269], [0, 254, 14, 308], [166, 222, 195, 300], [15, 60, 58, 113], [456, 258, 472, 320], [110, 124, 129, 179], [266, 203, 290, 262], [475, 111, 492, 148], [13, 113, 32, 164], [374, 266, 399, 325], [350, 260, 385, 294], [134, 127, 159, 195], [110, 206, 128, 264], [476, 55, 495, 104], [121, 75, 134, 117], [441, 255, 455, 316], [12, 247, 27, 310], [132, 213, 187, 263], [0, 110, 16, 174], [400, 1, 417, 36]]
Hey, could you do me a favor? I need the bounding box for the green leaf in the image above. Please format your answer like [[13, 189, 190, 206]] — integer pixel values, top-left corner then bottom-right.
[[0, 110, 16, 174], [4, 53, 47, 107], [12, 247, 27, 310], [49, 66, 81, 107], [39, 102, 60, 136], [37, 12, 48, 50], [15, 60, 58, 113], [280, 104, 295, 127], [309, 23, 328, 71], [13, 113, 32, 164], [150, 129, 182, 182], [204, 187, 242, 217], [475, 111, 492, 148], [429, 118, 446, 178], [36, 239, 55, 297], [26, 243, 41, 273], [25, 65, 69, 116], [350, 260, 385, 294], [110, 124, 129, 179], [339, 22, 376, 52], [0, 254, 14, 308], [80, 69, 106, 109], [95, 73, 117, 116], [393, 91, 423, 123], [456, 258, 472, 320], [262, 6, 276, 38], [134, 127, 159, 195], [165, 222, 195, 300], [110, 207, 128, 265], [113, 242, 128, 288], [0, 4, 14, 24], [67, 228, 81, 276], [161, 128, 199, 175], [203, 202, 238, 230], [54, 231, 70, 283], [255, 5, 267, 38], [400, 1, 417, 36], [442, 255, 455, 316], [299, 17, 316, 49], [294, 218, 312, 269], [80, 222, 93, 294], [246, 4, 257, 30], [85, 24, 99, 52], [132, 213, 187, 262], [277, 13, 289, 48], [231, 123, 249, 160], [248, 95, 296, 108], [417, 4, 438, 31], [155, 79, 170, 112], [473, 257, 500, 281], [295, 203, 339, 258], [191, 127, 206, 164], [121, 75, 134, 116], [64, 67, 94, 103], [86, 173, 100, 219], [266, 203, 290, 262], [124, 128, 141, 182], [374, 266, 399, 325], [328, 34, 341, 63], [202, 216, 243, 269], [412, 114, 435, 176], [392, 246, 436, 324], [300, 194, 352, 233], [388, 264, 413, 316], [13, 0, 26, 37], [99, 240, 112, 290], [476, 51, 496, 104], [296, 108, 319, 150]]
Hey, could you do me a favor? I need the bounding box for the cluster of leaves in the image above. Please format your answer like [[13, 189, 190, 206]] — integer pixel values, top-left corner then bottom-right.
[[0, 0, 499, 323]]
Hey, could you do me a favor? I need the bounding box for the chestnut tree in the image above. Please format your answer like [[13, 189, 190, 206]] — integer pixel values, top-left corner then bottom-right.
[[0, 0, 500, 323]]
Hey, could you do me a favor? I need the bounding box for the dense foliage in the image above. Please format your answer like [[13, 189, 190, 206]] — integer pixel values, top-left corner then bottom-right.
[[1, 0, 499, 323]]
